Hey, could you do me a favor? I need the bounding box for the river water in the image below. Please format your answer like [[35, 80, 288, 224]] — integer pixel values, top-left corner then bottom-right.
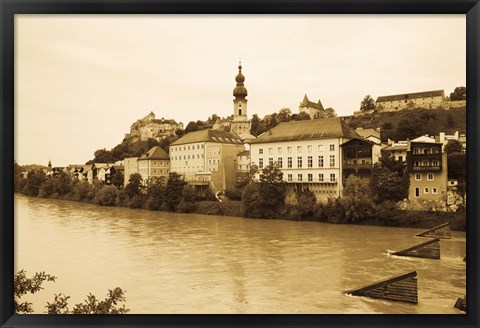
[[14, 194, 466, 314]]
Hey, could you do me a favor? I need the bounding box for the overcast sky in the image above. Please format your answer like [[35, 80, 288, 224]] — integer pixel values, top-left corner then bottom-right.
[[15, 15, 465, 166]]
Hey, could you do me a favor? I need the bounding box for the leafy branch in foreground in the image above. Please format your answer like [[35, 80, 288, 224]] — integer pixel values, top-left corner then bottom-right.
[[14, 270, 129, 314]]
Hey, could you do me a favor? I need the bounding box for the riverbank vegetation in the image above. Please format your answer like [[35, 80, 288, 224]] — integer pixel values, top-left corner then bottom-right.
[[14, 160, 465, 231]]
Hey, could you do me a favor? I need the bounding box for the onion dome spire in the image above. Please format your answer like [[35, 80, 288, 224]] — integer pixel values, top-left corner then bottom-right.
[[233, 61, 247, 99]]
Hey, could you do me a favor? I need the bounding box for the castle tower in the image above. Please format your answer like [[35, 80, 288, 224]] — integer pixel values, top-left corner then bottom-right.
[[231, 62, 251, 138]]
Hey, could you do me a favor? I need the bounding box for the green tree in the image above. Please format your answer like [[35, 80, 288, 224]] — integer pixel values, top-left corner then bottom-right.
[[125, 173, 143, 198], [14, 270, 129, 314], [447, 152, 466, 205], [291, 112, 311, 121], [23, 170, 47, 197], [444, 139, 463, 155], [94, 185, 119, 206], [145, 178, 166, 210], [241, 163, 285, 219], [56, 172, 73, 196], [165, 172, 187, 211], [449, 86, 466, 101], [175, 128, 185, 137], [277, 108, 292, 122], [185, 121, 199, 133], [343, 174, 371, 199], [370, 167, 409, 203], [177, 185, 196, 213], [324, 107, 337, 118], [14, 270, 57, 313], [360, 95, 376, 112], [111, 171, 125, 189]]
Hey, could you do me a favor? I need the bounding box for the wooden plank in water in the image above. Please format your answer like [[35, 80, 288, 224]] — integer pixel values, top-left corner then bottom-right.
[[392, 238, 440, 260], [346, 271, 418, 304], [454, 296, 466, 312], [415, 222, 451, 239]]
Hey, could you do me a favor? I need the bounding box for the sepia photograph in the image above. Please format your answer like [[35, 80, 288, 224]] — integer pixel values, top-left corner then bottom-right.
[[12, 14, 467, 315]]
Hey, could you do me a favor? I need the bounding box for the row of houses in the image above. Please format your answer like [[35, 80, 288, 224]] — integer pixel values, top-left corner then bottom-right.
[[28, 161, 125, 186], [122, 116, 457, 206]]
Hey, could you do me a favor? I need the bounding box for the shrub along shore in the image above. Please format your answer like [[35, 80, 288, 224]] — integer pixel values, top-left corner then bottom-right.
[[15, 169, 466, 232]]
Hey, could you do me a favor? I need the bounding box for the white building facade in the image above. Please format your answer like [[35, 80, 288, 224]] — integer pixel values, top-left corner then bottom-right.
[[249, 118, 359, 203]]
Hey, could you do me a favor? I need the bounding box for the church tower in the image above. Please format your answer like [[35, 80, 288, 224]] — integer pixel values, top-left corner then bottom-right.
[[231, 62, 251, 138]]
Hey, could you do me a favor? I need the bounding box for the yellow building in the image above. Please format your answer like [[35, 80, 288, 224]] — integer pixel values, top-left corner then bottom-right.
[[376, 90, 446, 112], [123, 146, 170, 186], [407, 136, 448, 202], [170, 129, 245, 193]]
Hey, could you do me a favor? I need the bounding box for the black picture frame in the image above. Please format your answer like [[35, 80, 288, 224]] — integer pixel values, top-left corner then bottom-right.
[[1, 1, 479, 327]]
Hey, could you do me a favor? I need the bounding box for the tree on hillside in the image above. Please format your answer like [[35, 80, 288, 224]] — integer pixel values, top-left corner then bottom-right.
[[360, 95, 376, 112], [444, 139, 463, 155], [291, 111, 311, 121], [324, 107, 337, 118], [185, 121, 199, 133], [277, 108, 292, 122], [450, 86, 466, 101], [175, 129, 185, 137], [395, 117, 422, 140]]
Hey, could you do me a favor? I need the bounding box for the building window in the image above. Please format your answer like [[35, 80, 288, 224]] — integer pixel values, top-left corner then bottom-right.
[[153, 161, 157, 165], [318, 156, 324, 168], [287, 174, 292, 182], [278, 158, 283, 168], [424, 188, 429, 194], [415, 188, 420, 197], [398, 156, 403, 162], [414, 148, 419, 154], [307, 156, 313, 168], [427, 173, 434, 181], [278, 147, 282, 154], [287, 147, 292, 154], [432, 188, 437, 194], [330, 144, 335, 151], [414, 160, 420, 167], [415, 173, 422, 181], [259, 148, 263, 154], [308, 174, 313, 182], [432, 160, 439, 166], [297, 146, 302, 153], [298, 174, 303, 182], [330, 155, 335, 167], [259, 158, 263, 168], [307, 145, 312, 153], [330, 174, 336, 182], [319, 174, 324, 182], [318, 145, 324, 152], [288, 157, 292, 168], [269, 148, 273, 155], [297, 157, 303, 168], [269, 158, 274, 166]]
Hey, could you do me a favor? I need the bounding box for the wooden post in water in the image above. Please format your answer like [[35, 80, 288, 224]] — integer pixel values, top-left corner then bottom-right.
[[415, 222, 451, 239], [454, 296, 466, 312], [391, 238, 440, 260], [346, 271, 418, 304]]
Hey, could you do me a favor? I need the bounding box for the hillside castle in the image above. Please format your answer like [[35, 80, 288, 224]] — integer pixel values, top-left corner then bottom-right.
[[127, 112, 183, 143]]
